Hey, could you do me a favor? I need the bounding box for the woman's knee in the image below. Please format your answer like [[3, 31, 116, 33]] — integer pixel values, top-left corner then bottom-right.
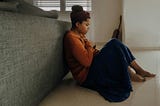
[[103, 38, 119, 48], [109, 38, 121, 45], [103, 38, 123, 49], [109, 38, 128, 49]]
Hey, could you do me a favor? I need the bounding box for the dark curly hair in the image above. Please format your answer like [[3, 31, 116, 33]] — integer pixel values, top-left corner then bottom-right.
[[70, 5, 90, 29]]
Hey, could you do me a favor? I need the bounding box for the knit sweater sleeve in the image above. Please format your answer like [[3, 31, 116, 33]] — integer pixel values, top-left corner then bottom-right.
[[67, 34, 94, 67]]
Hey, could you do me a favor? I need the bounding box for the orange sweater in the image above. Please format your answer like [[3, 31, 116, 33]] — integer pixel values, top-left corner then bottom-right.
[[63, 30, 99, 84]]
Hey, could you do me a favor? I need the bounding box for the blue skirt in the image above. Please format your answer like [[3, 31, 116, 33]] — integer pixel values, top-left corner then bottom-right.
[[81, 39, 135, 102]]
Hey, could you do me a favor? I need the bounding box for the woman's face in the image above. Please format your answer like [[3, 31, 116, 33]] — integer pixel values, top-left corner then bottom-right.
[[76, 18, 90, 35]]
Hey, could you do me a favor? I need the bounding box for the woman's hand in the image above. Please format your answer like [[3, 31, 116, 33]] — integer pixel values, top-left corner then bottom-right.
[[93, 45, 96, 49], [85, 40, 92, 48]]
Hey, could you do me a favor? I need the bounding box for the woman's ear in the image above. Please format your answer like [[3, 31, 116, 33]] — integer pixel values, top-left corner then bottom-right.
[[75, 22, 80, 28]]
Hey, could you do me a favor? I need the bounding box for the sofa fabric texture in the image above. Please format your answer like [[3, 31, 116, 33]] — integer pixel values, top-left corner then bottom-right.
[[0, 11, 70, 106], [0, 1, 19, 12]]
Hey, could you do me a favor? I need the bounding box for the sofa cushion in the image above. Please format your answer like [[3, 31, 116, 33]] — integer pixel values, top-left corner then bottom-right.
[[4, 0, 58, 19], [0, 10, 70, 106], [44, 10, 59, 19], [0, 1, 19, 12]]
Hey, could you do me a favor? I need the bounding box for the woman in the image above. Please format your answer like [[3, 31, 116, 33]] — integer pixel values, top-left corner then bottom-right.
[[63, 5, 155, 102]]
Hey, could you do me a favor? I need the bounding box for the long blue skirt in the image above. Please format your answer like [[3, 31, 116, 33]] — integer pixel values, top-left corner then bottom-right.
[[81, 38, 135, 102]]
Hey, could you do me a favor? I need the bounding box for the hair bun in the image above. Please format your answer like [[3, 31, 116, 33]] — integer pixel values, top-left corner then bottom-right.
[[71, 5, 83, 13]]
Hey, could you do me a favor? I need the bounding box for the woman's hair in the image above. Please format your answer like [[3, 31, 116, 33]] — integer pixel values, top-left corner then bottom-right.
[[70, 5, 90, 29]]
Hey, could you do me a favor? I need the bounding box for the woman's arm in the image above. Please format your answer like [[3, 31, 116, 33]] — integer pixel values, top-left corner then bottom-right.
[[67, 35, 94, 67]]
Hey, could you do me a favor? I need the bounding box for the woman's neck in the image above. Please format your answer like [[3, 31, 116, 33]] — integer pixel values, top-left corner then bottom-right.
[[71, 29, 85, 37], [71, 28, 82, 36]]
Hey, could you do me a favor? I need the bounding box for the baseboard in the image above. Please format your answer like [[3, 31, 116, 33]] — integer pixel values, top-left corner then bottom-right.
[[94, 42, 160, 51], [129, 47, 160, 51]]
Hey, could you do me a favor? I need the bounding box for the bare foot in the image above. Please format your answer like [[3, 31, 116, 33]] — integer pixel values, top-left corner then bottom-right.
[[130, 60, 156, 78], [128, 66, 145, 82], [130, 73, 146, 82], [139, 71, 156, 77]]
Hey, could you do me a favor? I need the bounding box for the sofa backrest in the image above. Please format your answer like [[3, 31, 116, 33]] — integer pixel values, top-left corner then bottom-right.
[[0, 11, 70, 106]]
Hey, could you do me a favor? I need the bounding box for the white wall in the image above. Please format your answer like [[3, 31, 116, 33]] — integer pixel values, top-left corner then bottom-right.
[[92, 0, 122, 43], [123, 0, 160, 48], [30, 0, 122, 43], [25, 0, 160, 48], [58, 0, 122, 43]]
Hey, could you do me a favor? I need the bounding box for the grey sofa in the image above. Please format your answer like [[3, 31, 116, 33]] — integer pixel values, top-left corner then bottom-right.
[[0, 11, 70, 106]]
